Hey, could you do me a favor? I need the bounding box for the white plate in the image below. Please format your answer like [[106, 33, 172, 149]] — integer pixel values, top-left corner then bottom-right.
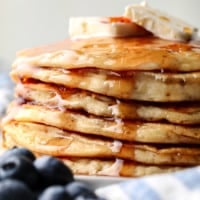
[[76, 175, 130, 190]]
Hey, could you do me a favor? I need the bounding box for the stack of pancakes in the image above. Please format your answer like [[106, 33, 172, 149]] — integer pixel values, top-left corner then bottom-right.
[[1, 36, 200, 177]]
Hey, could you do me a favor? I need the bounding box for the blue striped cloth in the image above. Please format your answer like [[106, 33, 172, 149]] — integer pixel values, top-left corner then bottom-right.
[[0, 72, 200, 200], [96, 166, 200, 200]]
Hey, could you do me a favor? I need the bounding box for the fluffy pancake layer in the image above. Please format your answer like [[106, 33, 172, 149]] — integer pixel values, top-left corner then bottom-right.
[[12, 66, 200, 101], [3, 121, 200, 165], [61, 158, 184, 177], [2, 131, 185, 177], [15, 83, 200, 125], [13, 36, 200, 72], [3, 103, 200, 144]]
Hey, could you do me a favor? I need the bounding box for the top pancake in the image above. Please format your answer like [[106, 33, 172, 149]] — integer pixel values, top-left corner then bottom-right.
[[13, 36, 200, 72]]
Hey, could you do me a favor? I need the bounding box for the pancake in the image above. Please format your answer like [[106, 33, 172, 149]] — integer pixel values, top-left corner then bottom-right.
[[13, 36, 200, 72], [15, 83, 200, 125], [11, 66, 200, 102], [3, 103, 200, 144], [61, 158, 185, 177], [2, 132, 185, 177], [3, 121, 200, 165]]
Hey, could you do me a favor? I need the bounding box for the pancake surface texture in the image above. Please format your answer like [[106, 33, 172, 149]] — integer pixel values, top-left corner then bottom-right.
[[15, 83, 200, 124], [3, 121, 200, 165], [3, 103, 200, 144], [13, 37, 200, 72], [12, 66, 200, 102]]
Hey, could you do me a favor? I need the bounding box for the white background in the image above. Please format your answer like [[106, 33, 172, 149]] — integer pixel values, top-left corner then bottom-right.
[[0, 0, 200, 69]]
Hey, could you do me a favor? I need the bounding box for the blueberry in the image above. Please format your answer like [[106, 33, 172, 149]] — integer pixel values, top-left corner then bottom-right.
[[34, 156, 74, 187], [0, 155, 40, 189], [65, 181, 97, 199], [38, 185, 73, 200], [0, 179, 35, 200], [0, 147, 35, 163]]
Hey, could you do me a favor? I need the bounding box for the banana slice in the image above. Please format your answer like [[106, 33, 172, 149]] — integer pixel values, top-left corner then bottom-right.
[[69, 16, 151, 39], [124, 2, 198, 42]]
